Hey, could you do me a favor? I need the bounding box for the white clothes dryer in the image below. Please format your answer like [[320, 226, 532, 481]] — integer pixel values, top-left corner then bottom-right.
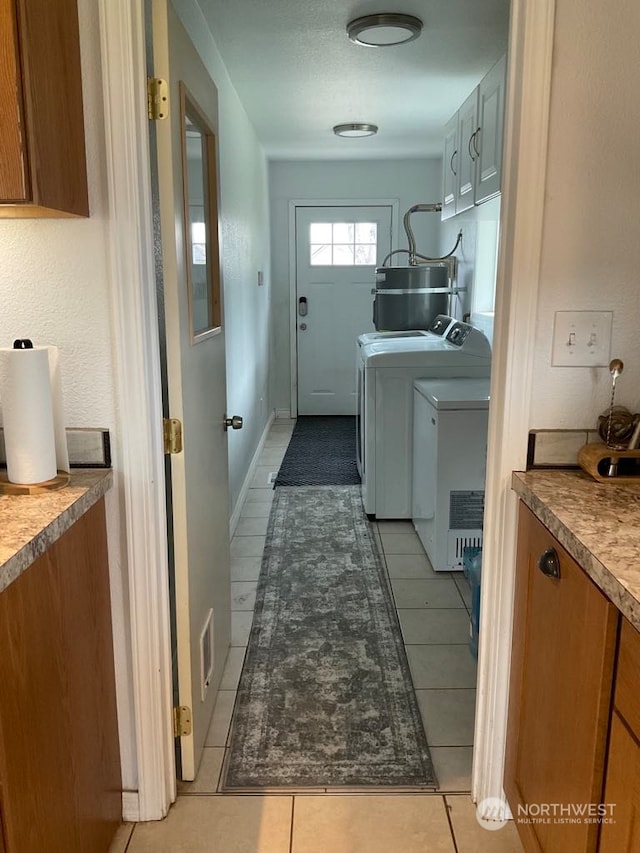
[[357, 320, 491, 519]]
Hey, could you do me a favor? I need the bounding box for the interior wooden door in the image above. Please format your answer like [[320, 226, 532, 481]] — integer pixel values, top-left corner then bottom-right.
[[152, 0, 232, 781]]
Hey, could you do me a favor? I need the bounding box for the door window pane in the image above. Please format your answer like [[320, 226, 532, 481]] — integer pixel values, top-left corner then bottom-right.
[[310, 222, 332, 242], [355, 243, 376, 265], [308, 221, 378, 266], [333, 222, 354, 243], [310, 244, 332, 265], [355, 222, 377, 243], [333, 244, 354, 265]]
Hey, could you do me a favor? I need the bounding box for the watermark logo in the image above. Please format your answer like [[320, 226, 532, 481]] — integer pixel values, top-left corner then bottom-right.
[[476, 798, 509, 831], [516, 803, 616, 825]]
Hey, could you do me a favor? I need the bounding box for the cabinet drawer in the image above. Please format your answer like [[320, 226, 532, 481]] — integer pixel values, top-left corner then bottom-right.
[[615, 617, 640, 734]]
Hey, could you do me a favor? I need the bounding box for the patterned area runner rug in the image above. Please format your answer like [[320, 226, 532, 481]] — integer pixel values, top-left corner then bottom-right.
[[274, 416, 360, 486], [222, 486, 436, 790]]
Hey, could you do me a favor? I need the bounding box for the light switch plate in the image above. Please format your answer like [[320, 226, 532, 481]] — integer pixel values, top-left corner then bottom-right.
[[551, 311, 613, 366]]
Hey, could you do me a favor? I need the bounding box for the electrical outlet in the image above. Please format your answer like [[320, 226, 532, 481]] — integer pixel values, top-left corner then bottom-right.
[[551, 311, 613, 367]]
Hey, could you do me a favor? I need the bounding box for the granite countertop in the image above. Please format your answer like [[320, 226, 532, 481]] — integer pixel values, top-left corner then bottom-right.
[[0, 470, 113, 594], [512, 469, 640, 630]]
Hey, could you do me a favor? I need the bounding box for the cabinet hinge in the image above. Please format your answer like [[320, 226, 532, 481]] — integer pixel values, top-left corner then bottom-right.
[[173, 705, 192, 737], [147, 77, 169, 120], [163, 418, 183, 454]]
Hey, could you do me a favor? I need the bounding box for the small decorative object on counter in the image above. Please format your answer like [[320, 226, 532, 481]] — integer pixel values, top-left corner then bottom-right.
[[578, 357, 640, 482]]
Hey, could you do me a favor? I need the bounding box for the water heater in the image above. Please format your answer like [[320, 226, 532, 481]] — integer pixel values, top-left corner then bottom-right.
[[373, 264, 450, 331]]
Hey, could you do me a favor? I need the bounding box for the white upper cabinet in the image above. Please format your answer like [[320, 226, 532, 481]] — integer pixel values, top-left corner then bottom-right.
[[441, 114, 458, 220], [475, 54, 507, 205], [441, 55, 506, 220], [455, 89, 480, 216]]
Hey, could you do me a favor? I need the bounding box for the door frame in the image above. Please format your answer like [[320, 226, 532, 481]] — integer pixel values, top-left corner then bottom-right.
[[98, 0, 555, 822], [288, 199, 400, 418]]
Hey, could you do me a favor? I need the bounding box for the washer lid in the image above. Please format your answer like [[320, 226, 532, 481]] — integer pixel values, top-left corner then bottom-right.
[[414, 378, 491, 409]]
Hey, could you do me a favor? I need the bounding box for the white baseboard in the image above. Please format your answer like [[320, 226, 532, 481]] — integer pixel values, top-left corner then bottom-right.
[[122, 790, 140, 823], [229, 412, 275, 537], [275, 408, 291, 419]]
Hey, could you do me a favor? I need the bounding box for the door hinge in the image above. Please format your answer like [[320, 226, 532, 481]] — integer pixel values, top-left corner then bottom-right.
[[173, 705, 192, 737], [147, 77, 169, 120], [163, 418, 183, 454]]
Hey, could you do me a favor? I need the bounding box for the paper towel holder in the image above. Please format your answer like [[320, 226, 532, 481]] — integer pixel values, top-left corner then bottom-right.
[[0, 470, 70, 495]]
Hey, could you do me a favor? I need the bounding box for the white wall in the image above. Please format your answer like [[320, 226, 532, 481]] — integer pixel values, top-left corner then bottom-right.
[[440, 196, 501, 342], [529, 0, 640, 428], [269, 158, 442, 413], [0, 1, 137, 789], [173, 0, 272, 513]]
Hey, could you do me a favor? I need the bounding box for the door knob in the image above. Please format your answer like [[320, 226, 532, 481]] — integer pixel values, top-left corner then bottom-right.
[[223, 415, 243, 431]]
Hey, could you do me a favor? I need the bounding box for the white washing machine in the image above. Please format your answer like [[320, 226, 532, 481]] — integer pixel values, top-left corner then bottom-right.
[[357, 320, 491, 519], [412, 378, 490, 571], [356, 315, 455, 348]]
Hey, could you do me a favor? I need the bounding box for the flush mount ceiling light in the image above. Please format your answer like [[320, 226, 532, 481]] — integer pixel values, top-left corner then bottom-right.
[[347, 13, 423, 47], [333, 123, 379, 138]]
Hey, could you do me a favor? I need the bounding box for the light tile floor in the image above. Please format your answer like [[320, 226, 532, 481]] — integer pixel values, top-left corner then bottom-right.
[[112, 419, 521, 852]]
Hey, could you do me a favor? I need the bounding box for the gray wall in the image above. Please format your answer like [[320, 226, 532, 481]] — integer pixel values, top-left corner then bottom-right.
[[174, 0, 272, 514], [268, 158, 442, 413]]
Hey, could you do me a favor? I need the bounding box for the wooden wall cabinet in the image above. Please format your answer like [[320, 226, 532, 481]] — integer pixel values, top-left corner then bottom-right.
[[0, 500, 121, 852], [0, 0, 89, 217], [505, 504, 618, 853]]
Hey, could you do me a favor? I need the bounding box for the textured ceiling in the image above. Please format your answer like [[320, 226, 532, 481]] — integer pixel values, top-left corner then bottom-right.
[[196, 0, 510, 160]]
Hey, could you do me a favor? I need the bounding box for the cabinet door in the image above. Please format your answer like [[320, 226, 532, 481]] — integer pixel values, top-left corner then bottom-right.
[[441, 114, 458, 220], [0, 0, 28, 202], [455, 88, 478, 215], [0, 500, 121, 852], [475, 55, 507, 205], [0, 0, 88, 217], [505, 504, 618, 853], [599, 711, 640, 852]]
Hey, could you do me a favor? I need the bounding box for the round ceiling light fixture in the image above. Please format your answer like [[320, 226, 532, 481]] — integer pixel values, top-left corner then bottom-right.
[[333, 123, 379, 138], [347, 13, 423, 47]]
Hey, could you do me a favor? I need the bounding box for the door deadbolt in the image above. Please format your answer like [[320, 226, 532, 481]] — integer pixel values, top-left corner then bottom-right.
[[299, 323, 307, 331], [223, 415, 243, 431]]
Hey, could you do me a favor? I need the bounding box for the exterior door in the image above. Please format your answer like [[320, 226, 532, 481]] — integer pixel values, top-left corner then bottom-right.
[[152, 0, 232, 781], [295, 205, 393, 415]]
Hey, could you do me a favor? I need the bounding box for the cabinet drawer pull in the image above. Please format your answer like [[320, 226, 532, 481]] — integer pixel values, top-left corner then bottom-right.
[[468, 131, 478, 162], [537, 547, 561, 579], [450, 149, 457, 176], [473, 127, 481, 158]]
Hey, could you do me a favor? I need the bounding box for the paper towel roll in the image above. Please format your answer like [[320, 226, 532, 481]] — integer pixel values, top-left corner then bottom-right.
[[0, 344, 69, 485]]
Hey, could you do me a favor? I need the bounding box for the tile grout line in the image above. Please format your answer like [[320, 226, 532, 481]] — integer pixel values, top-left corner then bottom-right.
[[443, 794, 461, 853], [288, 796, 296, 853]]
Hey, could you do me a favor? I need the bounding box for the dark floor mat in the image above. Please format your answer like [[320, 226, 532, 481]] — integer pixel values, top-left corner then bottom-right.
[[274, 416, 360, 486]]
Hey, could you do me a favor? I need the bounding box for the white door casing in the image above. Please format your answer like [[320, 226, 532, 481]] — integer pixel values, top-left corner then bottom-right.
[[152, 0, 232, 781], [294, 205, 393, 416]]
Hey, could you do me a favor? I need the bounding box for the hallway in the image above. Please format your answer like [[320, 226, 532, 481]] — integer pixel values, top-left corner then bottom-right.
[[108, 420, 521, 851]]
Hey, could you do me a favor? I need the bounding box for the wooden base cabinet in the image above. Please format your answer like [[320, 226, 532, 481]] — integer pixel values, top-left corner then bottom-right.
[[505, 504, 618, 853], [599, 618, 640, 852], [0, 499, 121, 852]]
